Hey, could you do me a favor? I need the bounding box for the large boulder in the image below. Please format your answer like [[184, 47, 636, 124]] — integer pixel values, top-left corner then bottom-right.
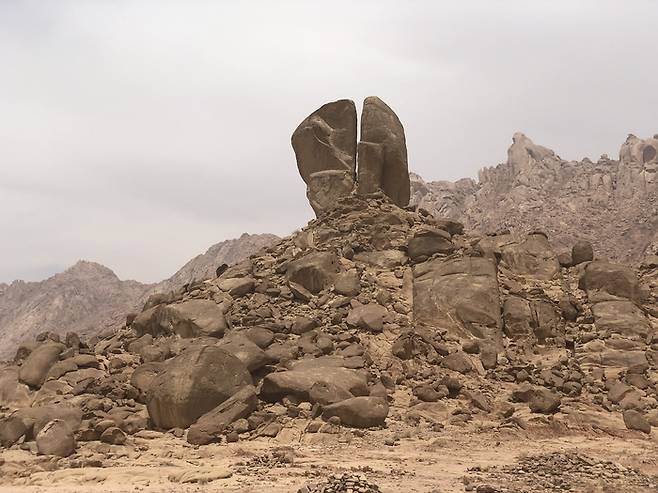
[[291, 99, 357, 215], [285, 251, 339, 294], [161, 300, 229, 338], [346, 304, 388, 332], [18, 342, 65, 388], [36, 419, 75, 457], [357, 96, 410, 207], [407, 228, 454, 261], [413, 257, 502, 347], [186, 386, 258, 445], [590, 301, 651, 337], [260, 366, 368, 403], [503, 296, 561, 342], [571, 240, 594, 265], [322, 396, 388, 428], [500, 233, 560, 280], [12, 405, 83, 441], [217, 334, 275, 372], [146, 346, 252, 429], [578, 261, 642, 302]]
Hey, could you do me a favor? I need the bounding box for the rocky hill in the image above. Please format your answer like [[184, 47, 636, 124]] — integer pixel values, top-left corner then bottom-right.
[[410, 132, 658, 265], [0, 234, 278, 360], [1, 98, 656, 493]]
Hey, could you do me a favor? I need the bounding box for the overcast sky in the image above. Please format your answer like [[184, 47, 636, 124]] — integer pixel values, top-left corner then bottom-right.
[[1, 1, 657, 283]]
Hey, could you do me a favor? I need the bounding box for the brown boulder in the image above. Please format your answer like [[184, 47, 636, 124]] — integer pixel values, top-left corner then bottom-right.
[[36, 419, 75, 457], [161, 300, 229, 338], [285, 251, 339, 294], [291, 99, 357, 215], [571, 240, 594, 265], [18, 342, 65, 388], [407, 228, 454, 260], [322, 396, 388, 428], [146, 346, 252, 429], [357, 96, 410, 207], [186, 386, 258, 445], [413, 257, 502, 346]]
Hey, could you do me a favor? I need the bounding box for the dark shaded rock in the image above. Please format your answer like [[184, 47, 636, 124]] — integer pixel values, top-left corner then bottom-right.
[[357, 96, 410, 207], [36, 420, 75, 457], [407, 228, 454, 260], [623, 410, 651, 434], [286, 251, 339, 294], [260, 367, 368, 403], [322, 396, 388, 428], [100, 426, 127, 445], [18, 342, 65, 388], [292, 99, 357, 215], [187, 386, 258, 445], [146, 346, 252, 429], [572, 240, 594, 265], [346, 304, 388, 332]]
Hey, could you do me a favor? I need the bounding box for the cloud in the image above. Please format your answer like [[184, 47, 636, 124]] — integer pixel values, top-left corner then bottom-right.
[[1, 0, 657, 282]]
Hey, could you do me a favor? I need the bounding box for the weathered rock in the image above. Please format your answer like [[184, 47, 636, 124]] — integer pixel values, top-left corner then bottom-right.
[[346, 304, 388, 332], [130, 362, 166, 402], [334, 271, 361, 297], [322, 396, 388, 428], [161, 300, 229, 338], [572, 240, 594, 265], [187, 386, 258, 445], [218, 334, 275, 372], [260, 367, 368, 403], [407, 228, 454, 260], [357, 96, 410, 207], [503, 297, 561, 342], [413, 257, 502, 346], [511, 384, 561, 414], [623, 409, 651, 434], [36, 420, 75, 457], [217, 277, 255, 297], [292, 99, 357, 215], [578, 261, 641, 302], [591, 300, 651, 337], [18, 342, 65, 388], [500, 233, 560, 280], [286, 251, 339, 294], [146, 346, 252, 429]]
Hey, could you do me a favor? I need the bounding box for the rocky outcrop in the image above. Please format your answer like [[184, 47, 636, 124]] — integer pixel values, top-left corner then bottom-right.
[[292, 99, 358, 215], [410, 133, 658, 264], [357, 96, 410, 207], [292, 97, 410, 215]]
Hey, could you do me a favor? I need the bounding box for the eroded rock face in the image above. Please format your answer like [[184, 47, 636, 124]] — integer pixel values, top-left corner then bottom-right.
[[146, 346, 252, 429], [357, 96, 410, 207], [413, 257, 502, 347]]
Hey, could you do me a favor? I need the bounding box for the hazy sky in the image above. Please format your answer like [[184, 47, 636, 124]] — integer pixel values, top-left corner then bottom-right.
[[1, 1, 657, 283]]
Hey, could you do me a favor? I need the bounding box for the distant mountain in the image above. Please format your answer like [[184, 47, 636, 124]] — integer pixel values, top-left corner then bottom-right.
[[0, 233, 279, 360], [152, 233, 280, 295], [410, 132, 658, 264]]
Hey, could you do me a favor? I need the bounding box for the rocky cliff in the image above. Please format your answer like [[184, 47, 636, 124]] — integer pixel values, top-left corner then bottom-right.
[[0, 234, 278, 360], [411, 133, 658, 264]]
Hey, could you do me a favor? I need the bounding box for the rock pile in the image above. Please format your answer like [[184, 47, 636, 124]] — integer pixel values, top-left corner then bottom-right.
[[297, 473, 382, 493], [0, 103, 656, 466], [465, 452, 658, 492]]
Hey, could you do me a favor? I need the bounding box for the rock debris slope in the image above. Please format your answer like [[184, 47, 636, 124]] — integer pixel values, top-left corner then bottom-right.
[[411, 132, 658, 264], [0, 234, 279, 360], [0, 99, 657, 493]]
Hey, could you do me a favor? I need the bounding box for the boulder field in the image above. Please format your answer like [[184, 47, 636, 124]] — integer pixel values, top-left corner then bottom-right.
[[1, 100, 657, 462]]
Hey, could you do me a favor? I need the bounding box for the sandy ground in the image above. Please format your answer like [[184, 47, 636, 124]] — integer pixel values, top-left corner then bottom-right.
[[1, 407, 657, 493]]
